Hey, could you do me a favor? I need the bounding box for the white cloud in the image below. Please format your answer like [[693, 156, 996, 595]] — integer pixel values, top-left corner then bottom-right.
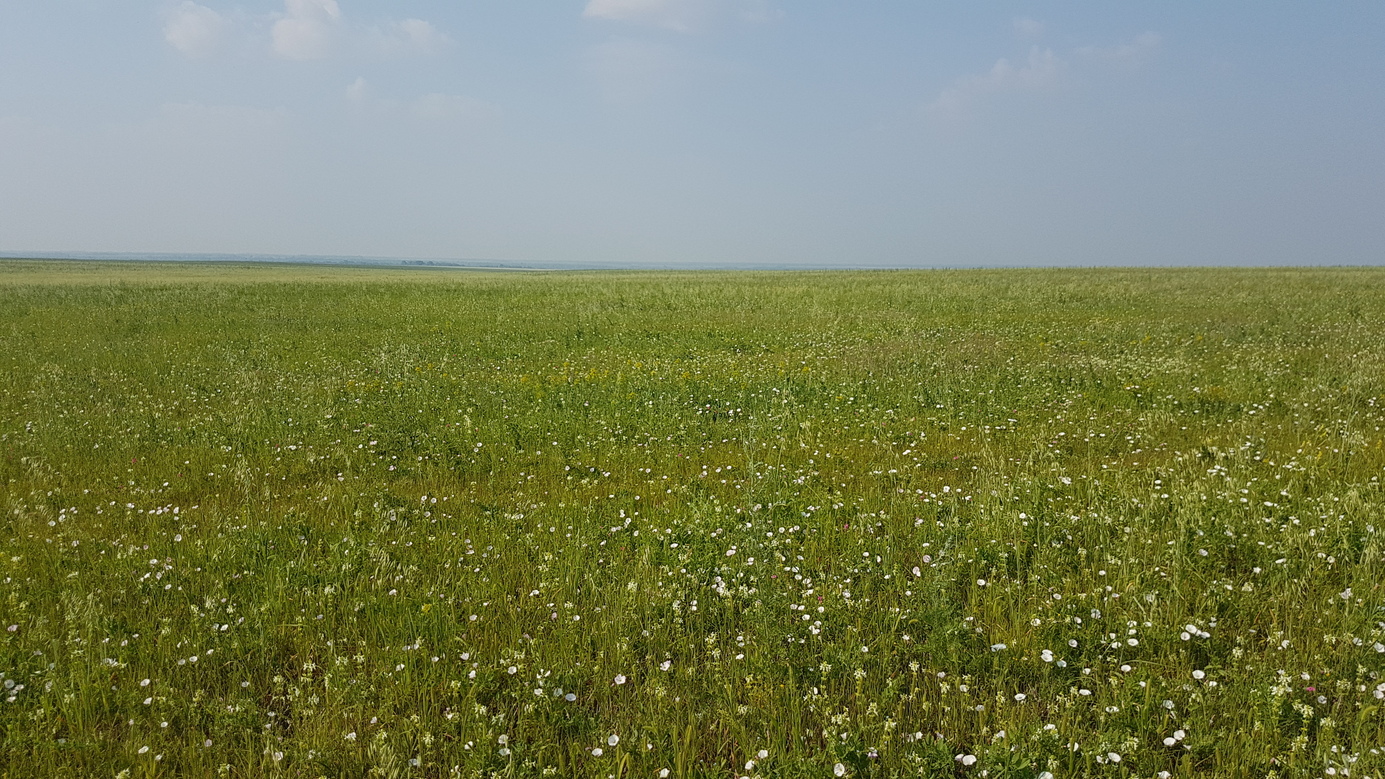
[[929, 47, 1063, 118], [1077, 32, 1161, 66], [164, 2, 226, 58], [272, 0, 343, 61], [582, 0, 776, 32]]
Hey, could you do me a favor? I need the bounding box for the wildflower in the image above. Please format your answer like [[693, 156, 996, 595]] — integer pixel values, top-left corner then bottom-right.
[[834, 763, 848, 776], [607, 735, 619, 746], [1192, 670, 1206, 680], [345, 732, 357, 742], [957, 754, 977, 766], [614, 674, 627, 685], [591, 747, 603, 757]]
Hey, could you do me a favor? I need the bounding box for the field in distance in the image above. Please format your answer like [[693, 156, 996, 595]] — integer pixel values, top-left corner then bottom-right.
[[1, 261, 1383, 778]]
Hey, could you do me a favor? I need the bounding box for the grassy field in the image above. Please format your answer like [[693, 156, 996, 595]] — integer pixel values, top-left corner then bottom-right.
[[2, 260, 1384, 778]]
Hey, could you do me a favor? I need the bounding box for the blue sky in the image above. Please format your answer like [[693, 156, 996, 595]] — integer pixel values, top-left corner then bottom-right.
[[1, 1, 1382, 267]]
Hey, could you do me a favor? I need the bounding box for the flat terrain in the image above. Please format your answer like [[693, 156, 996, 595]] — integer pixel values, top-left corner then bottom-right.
[[2, 261, 1384, 778]]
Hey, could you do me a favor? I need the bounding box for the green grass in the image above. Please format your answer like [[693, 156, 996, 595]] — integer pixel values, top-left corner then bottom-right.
[[2, 260, 1384, 778]]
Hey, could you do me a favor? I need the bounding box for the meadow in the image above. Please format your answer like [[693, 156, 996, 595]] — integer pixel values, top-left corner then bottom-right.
[[1, 260, 1383, 779]]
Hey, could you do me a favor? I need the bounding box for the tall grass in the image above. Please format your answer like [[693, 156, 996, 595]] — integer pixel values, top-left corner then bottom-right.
[[1, 261, 1383, 778]]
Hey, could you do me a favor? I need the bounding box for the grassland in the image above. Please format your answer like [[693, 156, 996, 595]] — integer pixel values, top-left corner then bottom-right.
[[1, 260, 1384, 778]]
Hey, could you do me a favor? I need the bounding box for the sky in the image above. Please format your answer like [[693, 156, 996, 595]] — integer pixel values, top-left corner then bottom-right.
[[1, 1, 1383, 268]]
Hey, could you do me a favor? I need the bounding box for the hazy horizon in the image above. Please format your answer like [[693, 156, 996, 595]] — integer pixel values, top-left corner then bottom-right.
[[2, 2, 1383, 268]]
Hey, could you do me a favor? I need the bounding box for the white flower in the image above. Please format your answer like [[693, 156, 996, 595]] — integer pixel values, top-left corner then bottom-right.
[[591, 747, 603, 757], [958, 754, 977, 766], [498, 735, 508, 745], [757, 750, 769, 759], [658, 770, 670, 778], [345, 731, 357, 742], [834, 763, 848, 777], [137, 746, 149, 755], [607, 735, 619, 746], [1192, 669, 1205, 680], [1107, 752, 1121, 763], [614, 674, 627, 685]]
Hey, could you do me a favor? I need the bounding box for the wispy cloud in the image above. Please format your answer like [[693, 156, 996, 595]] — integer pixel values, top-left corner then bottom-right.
[[1077, 32, 1161, 67], [161, 1, 449, 62], [1012, 17, 1045, 40], [345, 78, 502, 130], [927, 31, 1160, 120], [375, 18, 451, 57], [582, 0, 778, 33], [929, 47, 1063, 118], [163, 2, 227, 58]]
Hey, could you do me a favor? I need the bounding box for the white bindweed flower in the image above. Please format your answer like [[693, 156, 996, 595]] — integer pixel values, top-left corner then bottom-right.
[[607, 735, 619, 746], [614, 674, 627, 685], [834, 763, 848, 777]]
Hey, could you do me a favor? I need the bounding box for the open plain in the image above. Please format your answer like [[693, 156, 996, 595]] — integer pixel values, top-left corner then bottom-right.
[[1, 261, 1384, 778]]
